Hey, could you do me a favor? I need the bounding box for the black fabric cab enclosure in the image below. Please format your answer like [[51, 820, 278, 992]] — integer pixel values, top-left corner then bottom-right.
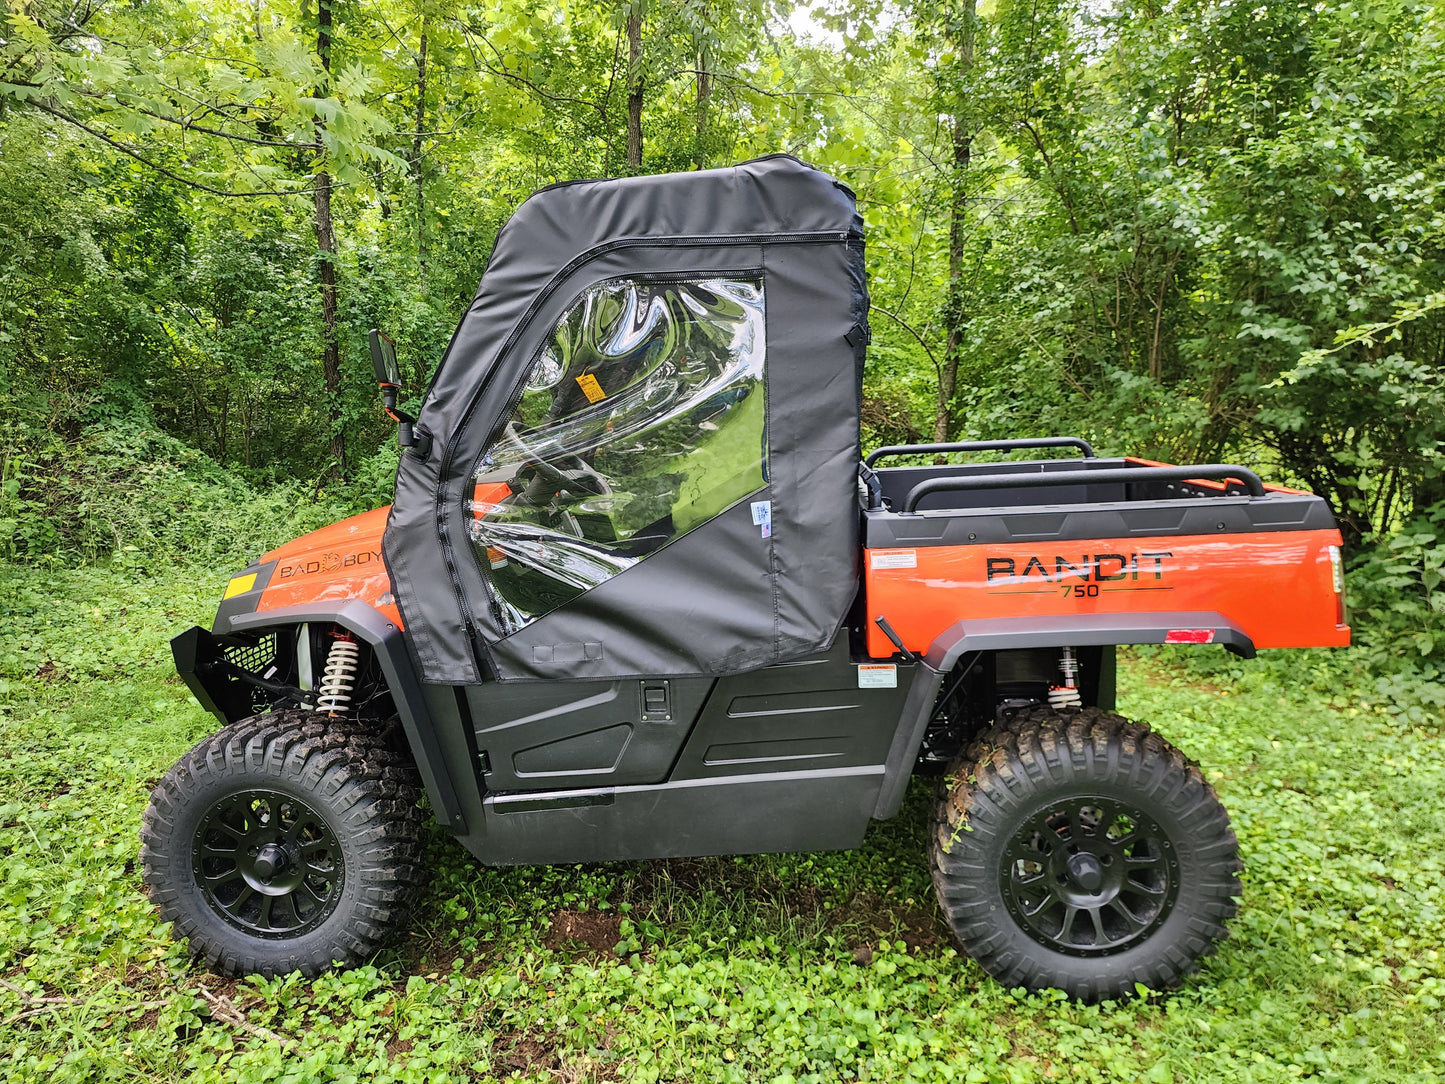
[[385, 155, 868, 684]]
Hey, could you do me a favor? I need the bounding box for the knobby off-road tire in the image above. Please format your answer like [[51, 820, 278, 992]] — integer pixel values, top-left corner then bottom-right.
[[932, 706, 1242, 1001], [140, 710, 424, 978]]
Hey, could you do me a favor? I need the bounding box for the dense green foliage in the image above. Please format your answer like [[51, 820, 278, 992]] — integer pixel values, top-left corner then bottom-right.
[[1, 559, 1442, 1081]]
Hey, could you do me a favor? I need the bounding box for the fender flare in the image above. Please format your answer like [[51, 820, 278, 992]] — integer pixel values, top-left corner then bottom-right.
[[190, 600, 468, 830], [870, 612, 1256, 821]]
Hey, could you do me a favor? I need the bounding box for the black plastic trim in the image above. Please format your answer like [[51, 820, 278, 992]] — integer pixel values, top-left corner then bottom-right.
[[172, 625, 248, 723], [923, 614, 1256, 672], [866, 437, 1095, 468], [218, 601, 469, 831], [871, 662, 945, 821], [212, 558, 278, 629], [471, 765, 884, 865], [864, 493, 1338, 548]]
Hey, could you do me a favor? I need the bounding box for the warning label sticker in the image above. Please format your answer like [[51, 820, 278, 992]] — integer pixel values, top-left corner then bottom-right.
[[869, 549, 917, 570], [858, 664, 898, 689], [575, 373, 606, 403]]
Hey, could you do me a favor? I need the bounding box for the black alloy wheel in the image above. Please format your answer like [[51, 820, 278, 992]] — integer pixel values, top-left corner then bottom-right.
[[193, 790, 345, 938], [932, 706, 1242, 1001], [1001, 794, 1179, 956], [141, 710, 424, 978]]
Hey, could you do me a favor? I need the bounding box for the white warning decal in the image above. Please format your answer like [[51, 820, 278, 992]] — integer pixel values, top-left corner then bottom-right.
[[869, 549, 917, 570], [858, 664, 898, 689]]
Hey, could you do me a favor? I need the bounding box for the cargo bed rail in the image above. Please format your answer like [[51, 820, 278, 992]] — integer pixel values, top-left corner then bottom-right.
[[900, 463, 1265, 512]]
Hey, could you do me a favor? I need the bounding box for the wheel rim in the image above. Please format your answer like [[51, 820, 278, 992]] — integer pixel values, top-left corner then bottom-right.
[[1001, 794, 1180, 957], [191, 790, 345, 939]]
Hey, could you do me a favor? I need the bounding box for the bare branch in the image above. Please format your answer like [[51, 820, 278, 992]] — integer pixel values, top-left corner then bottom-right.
[[24, 99, 314, 198], [457, 21, 608, 120], [7, 80, 315, 148], [871, 304, 943, 381], [197, 984, 297, 1050]]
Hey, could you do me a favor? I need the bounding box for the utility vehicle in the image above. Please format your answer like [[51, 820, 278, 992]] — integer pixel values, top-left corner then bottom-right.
[[141, 155, 1349, 1000]]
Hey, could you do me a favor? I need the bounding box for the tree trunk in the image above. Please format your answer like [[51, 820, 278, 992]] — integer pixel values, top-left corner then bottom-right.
[[694, 9, 710, 171], [313, 0, 346, 478], [936, 0, 976, 444], [413, 24, 428, 280], [626, 3, 643, 170]]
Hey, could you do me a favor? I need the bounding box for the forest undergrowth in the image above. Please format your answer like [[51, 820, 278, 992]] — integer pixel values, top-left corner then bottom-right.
[[0, 552, 1441, 1083]]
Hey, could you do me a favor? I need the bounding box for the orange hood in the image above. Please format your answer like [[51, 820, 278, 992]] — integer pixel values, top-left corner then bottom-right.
[[256, 505, 401, 626]]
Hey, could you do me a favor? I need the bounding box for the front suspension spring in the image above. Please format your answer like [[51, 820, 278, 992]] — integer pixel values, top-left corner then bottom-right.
[[316, 637, 360, 715]]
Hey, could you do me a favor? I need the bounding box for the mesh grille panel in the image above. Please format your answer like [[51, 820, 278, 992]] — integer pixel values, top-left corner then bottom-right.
[[223, 634, 279, 677]]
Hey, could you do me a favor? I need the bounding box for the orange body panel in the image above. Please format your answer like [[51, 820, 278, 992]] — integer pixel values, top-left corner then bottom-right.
[[257, 505, 401, 627], [865, 528, 1350, 657], [249, 482, 513, 629]]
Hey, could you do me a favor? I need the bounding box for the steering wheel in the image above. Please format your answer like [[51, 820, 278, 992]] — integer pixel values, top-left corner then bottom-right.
[[503, 423, 611, 507]]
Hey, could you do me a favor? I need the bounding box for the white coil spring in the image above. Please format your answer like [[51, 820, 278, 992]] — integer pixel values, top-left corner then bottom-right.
[[1049, 646, 1082, 709], [316, 638, 360, 715], [1047, 685, 1083, 709]]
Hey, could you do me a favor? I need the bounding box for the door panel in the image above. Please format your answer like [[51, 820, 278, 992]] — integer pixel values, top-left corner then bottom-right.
[[464, 677, 714, 791], [669, 638, 909, 781]]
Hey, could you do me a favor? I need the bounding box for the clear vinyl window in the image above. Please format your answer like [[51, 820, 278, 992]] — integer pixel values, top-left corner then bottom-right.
[[468, 276, 767, 634]]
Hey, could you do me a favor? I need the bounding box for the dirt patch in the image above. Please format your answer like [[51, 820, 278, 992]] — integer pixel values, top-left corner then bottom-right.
[[387, 1037, 414, 1059], [545, 909, 622, 957], [496, 1031, 558, 1073], [34, 660, 58, 682], [830, 891, 950, 956]]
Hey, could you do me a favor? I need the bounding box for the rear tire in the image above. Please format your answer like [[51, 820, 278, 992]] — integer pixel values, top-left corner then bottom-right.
[[140, 710, 424, 978], [931, 707, 1241, 1001]]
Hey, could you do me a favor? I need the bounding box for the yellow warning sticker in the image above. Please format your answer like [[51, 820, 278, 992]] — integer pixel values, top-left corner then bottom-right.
[[575, 373, 606, 403]]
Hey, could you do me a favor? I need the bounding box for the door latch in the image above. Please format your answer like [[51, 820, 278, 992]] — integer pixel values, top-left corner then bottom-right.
[[640, 681, 672, 722]]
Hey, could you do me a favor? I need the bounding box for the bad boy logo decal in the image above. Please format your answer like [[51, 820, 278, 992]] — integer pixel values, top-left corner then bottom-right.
[[278, 549, 384, 579]]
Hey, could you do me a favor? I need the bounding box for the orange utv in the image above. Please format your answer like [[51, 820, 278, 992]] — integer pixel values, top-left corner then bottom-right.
[[141, 156, 1349, 1001]]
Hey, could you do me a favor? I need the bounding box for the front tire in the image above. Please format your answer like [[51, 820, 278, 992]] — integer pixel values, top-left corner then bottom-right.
[[140, 711, 424, 978], [932, 707, 1241, 1001]]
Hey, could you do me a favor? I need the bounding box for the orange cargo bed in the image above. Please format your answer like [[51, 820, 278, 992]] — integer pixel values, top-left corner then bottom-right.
[[862, 455, 1349, 658]]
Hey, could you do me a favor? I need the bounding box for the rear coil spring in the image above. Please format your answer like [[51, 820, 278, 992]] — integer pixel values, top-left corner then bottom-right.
[[1048, 646, 1082, 709], [316, 638, 360, 715]]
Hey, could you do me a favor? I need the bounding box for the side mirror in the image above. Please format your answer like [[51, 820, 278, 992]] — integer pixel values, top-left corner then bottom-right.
[[369, 329, 402, 387], [368, 329, 428, 453]]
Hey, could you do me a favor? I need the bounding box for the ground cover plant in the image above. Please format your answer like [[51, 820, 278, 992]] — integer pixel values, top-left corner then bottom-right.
[[1, 557, 1442, 1083]]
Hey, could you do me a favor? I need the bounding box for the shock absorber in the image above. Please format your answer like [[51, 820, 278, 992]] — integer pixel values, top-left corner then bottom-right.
[[1048, 646, 1082, 709], [316, 635, 360, 716]]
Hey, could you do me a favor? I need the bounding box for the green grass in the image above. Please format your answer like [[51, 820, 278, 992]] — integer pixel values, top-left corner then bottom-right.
[[1, 559, 1443, 1082]]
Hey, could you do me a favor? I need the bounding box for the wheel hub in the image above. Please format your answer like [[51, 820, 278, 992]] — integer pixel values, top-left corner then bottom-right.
[[1001, 794, 1181, 957], [252, 843, 288, 881], [191, 789, 345, 938], [1065, 851, 1105, 894]]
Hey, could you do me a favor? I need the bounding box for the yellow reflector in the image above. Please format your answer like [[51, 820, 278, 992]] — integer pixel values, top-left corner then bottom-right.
[[223, 573, 257, 600]]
